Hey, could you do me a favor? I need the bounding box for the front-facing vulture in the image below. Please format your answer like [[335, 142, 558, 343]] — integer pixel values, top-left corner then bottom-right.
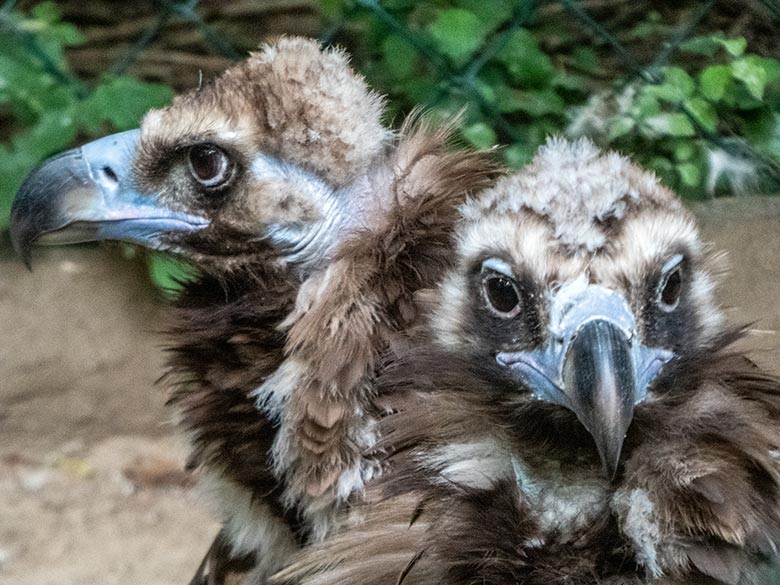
[[273, 138, 780, 585], [9, 37, 498, 583]]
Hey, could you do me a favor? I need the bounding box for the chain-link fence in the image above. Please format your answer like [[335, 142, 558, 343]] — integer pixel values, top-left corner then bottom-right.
[[317, 0, 780, 196], [3, 0, 780, 203]]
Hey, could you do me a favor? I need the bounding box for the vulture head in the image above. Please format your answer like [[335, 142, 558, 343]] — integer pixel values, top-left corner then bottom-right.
[[431, 136, 724, 479], [275, 138, 780, 585], [11, 37, 389, 272]]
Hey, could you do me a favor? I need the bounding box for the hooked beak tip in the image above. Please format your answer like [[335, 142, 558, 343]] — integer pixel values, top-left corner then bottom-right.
[[497, 284, 674, 482], [9, 211, 35, 269], [598, 437, 625, 481], [9, 129, 210, 256]]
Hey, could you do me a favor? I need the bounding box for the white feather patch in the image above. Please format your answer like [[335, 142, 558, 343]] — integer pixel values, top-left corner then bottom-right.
[[612, 487, 662, 577], [422, 439, 513, 490], [512, 456, 610, 542], [198, 471, 299, 578]]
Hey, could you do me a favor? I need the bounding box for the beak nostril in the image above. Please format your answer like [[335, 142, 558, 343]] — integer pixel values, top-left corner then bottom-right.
[[101, 166, 118, 184]]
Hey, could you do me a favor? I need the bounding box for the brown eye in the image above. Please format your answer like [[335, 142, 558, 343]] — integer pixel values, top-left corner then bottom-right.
[[188, 144, 232, 188], [658, 257, 683, 312], [484, 276, 521, 317]]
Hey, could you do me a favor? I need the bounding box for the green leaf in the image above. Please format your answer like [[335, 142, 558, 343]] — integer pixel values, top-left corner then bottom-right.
[[759, 56, 780, 85], [475, 78, 498, 104], [649, 156, 676, 187], [381, 35, 418, 79], [743, 109, 780, 158], [731, 56, 767, 100], [148, 254, 193, 296], [495, 28, 554, 88], [511, 88, 566, 117], [551, 72, 588, 92], [25, 2, 85, 64], [646, 67, 694, 103], [80, 76, 174, 132], [607, 116, 635, 141], [717, 37, 746, 57], [680, 34, 745, 58], [679, 35, 719, 57], [571, 46, 599, 74], [455, 0, 512, 33], [461, 121, 497, 149], [634, 91, 660, 119], [503, 143, 536, 168], [699, 65, 731, 102], [0, 149, 33, 230], [683, 96, 718, 131], [30, 2, 62, 24], [623, 11, 671, 41], [644, 113, 695, 137], [677, 162, 701, 187], [317, 0, 345, 19], [427, 9, 487, 63], [398, 76, 439, 105], [11, 109, 77, 160], [674, 141, 696, 162]]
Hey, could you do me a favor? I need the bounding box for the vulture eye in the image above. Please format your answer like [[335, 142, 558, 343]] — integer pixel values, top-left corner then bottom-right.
[[483, 275, 522, 317], [657, 255, 684, 312], [481, 258, 522, 317], [482, 272, 520, 318], [188, 144, 232, 188]]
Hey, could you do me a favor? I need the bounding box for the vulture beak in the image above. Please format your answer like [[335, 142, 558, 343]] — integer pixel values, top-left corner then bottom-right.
[[10, 129, 209, 267], [497, 278, 673, 480]]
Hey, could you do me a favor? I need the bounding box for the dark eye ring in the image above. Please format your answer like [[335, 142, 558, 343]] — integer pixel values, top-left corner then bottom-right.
[[657, 255, 684, 312], [483, 274, 522, 317], [188, 143, 232, 188]]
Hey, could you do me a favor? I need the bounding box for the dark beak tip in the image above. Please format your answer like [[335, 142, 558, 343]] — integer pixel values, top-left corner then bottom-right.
[[603, 456, 620, 482], [596, 431, 627, 482], [9, 212, 35, 270]]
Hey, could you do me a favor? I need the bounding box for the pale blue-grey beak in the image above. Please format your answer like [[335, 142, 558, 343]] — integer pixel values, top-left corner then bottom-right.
[[497, 278, 673, 480], [10, 129, 209, 267]]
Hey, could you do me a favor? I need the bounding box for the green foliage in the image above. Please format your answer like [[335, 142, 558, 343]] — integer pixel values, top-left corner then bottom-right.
[[0, 3, 193, 293], [323, 2, 780, 197], [591, 33, 780, 197], [0, 2, 174, 231], [325, 0, 591, 169], [147, 252, 196, 297]]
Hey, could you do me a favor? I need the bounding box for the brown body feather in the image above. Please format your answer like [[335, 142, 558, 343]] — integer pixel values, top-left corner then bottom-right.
[[166, 116, 499, 582], [274, 328, 780, 585]]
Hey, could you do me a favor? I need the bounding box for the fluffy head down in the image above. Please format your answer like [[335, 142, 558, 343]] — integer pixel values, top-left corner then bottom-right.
[[436, 137, 724, 354], [140, 37, 387, 187], [462, 137, 678, 252]]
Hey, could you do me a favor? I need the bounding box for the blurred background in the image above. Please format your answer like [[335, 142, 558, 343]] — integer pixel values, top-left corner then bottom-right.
[[0, 1, 779, 584]]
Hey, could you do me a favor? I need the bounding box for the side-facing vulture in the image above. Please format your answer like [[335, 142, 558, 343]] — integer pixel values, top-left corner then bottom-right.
[[10, 37, 499, 582], [273, 138, 780, 585]]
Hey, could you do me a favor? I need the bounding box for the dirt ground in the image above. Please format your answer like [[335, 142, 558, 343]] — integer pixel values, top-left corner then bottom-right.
[[0, 197, 779, 585]]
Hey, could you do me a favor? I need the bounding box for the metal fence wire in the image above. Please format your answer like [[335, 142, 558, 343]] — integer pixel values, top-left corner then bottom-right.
[[5, 0, 780, 193]]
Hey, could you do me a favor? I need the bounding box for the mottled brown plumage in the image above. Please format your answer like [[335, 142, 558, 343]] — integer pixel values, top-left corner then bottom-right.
[[273, 139, 780, 585], [166, 113, 498, 582], [10, 37, 499, 583]]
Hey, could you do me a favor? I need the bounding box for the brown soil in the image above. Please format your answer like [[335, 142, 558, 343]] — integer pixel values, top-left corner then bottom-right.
[[0, 197, 778, 584], [0, 246, 217, 585]]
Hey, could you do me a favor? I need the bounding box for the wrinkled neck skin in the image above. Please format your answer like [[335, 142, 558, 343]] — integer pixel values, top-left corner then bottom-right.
[[262, 157, 389, 275]]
